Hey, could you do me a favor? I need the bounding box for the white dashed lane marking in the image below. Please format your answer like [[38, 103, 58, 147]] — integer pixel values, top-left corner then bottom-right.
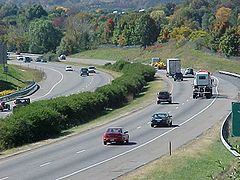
[[40, 162, 51, 167], [77, 150, 86, 154]]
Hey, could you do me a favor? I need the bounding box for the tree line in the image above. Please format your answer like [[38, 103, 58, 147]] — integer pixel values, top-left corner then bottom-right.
[[0, 0, 239, 58]]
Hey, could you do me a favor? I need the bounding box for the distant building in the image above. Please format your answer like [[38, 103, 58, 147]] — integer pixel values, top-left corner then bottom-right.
[[113, 10, 118, 14], [139, 9, 145, 12]]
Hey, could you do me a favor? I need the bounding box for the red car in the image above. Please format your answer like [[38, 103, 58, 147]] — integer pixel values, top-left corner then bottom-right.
[[103, 127, 129, 145]]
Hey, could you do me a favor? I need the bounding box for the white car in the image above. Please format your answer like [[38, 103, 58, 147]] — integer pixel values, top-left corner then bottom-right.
[[16, 55, 24, 61], [65, 65, 73, 71], [88, 66, 96, 73]]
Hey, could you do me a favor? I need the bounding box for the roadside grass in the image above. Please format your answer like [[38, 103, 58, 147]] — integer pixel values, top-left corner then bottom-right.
[[0, 64, 43, 92], [72, 42, 240, 74], [119, 122, 237, 180]]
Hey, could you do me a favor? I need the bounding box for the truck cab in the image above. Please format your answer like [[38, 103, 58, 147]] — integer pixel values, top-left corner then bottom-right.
[[193, 70, 213, 99]]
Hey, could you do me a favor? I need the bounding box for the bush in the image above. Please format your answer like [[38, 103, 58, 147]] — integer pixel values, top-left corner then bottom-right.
[[0, 60, 155, 150]]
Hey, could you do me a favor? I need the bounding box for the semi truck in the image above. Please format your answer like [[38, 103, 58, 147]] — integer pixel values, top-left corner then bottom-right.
[[193, 70, 213, 99], [166, 58, 181, 77]]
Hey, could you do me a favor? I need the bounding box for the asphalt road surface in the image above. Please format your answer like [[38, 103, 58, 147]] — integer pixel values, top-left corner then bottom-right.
[[0, 70, 238, 180], [0, 59, 112, 118]]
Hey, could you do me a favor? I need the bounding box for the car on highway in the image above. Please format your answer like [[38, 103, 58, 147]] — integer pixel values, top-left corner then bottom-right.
[[16, 55, 24, 61], [24, 56, 32, 63], [41, 59, 47, 63], [35, 56, 44, 62], [151, 112, 172, 127], [13, 98, 30, 109], [88, 66, 96, 73], [103, 127, 129, 145], [184, 68, 194, 75], [80, 68, 89, 76], [65, 65, 73, 71], [59, 54, 66, 60], [0, 101, 10, 112], [157, 91, 172, 104], [173, 72, 183, 81]]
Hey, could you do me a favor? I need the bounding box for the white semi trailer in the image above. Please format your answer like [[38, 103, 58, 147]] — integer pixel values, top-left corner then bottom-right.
[[193, 70, 214, 99], [166, 58, 181, 77]]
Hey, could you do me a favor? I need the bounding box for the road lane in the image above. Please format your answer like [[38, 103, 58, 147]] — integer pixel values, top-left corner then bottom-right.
[[0, 71, 238, 180]]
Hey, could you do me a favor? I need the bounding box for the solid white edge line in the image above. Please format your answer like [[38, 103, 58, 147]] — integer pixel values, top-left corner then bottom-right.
[[56, 77, 219, 180], [32, 67, 64, 100], [0, 177, 8, 180]]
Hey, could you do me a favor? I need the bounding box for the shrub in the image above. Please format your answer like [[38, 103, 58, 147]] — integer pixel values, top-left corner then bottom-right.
[[0, 60, 155, 150]]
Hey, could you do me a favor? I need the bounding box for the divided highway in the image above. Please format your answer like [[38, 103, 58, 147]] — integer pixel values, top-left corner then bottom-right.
[[0, 68, 238, 180], [9, 60, 113, 100]]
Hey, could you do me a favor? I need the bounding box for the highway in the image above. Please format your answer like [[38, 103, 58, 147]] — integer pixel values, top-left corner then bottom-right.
[[0, 68, 238, 180], [9, 60, 113, 100], [0, 59, 113, 118]]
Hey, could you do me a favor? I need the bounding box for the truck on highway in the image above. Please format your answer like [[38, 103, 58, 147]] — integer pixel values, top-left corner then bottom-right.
[[151, 57, 166, 69], [166, 58, 181, 77], [193, 70, 213, 99]]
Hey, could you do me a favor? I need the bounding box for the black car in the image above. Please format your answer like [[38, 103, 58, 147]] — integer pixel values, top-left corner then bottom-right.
[[151, 112, 172, 127], [13, 98, 30, 109], [173, 72, 183, 81], [157, 91, 172, 104], [80, 68, 89, 76], [24, 56, 32, 63]]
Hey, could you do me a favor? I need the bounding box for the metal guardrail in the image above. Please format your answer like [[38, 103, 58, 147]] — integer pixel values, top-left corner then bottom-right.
[[219, 70, 240, 157], [221, 112, 240, 157], [0, 82, 38, 102]]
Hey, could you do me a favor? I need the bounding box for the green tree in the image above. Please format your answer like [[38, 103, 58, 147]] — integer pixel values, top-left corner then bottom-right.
[[25, 4, 48, 21], [28, 19, 63, 53], [0, 3, 18, 18], [219, 28, 240, 57], [135, 14, 158, 48]]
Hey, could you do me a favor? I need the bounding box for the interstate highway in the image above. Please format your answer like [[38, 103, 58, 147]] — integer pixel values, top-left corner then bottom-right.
[[0, 70, 238, 180]]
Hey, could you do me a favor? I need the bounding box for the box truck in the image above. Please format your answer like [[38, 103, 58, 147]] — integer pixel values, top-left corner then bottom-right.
[[166, 58, 181, 77]]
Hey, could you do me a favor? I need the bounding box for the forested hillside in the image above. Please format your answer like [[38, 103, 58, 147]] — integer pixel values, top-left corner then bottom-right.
[[1, 0, 183, 10], [0, 0, 239, 58]]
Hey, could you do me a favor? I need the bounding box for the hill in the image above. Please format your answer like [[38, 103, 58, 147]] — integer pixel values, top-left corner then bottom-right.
[[1, 0, 183, 11]]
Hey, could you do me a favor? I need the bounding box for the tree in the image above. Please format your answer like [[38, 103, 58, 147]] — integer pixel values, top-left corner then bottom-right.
[[150, 10, 167, 32], [164, 3, 176, 16], [112, 13, 140, 46], [57, 12, 95, 54], [0, 3, 18, 18], [135, 14, 158, 48], [28, 19, 63, 53], [25, 4, 48, 21], [219, 28, 240, 57], [214, 7, 231, 34]]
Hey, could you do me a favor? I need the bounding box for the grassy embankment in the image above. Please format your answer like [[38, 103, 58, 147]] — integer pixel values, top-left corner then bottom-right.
[[73, 42, 240, 73], [0, 64, 44, 95], [72, 42, 240, 179]]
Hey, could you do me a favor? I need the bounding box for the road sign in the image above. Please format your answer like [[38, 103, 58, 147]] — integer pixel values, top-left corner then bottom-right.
[[0, 42, 7, 64], [232, 102, 240, 136]]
